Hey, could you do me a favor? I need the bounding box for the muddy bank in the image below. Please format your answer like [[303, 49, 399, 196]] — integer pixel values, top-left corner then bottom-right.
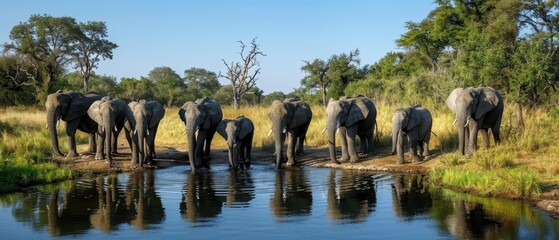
[[67, 142, 558, 216]]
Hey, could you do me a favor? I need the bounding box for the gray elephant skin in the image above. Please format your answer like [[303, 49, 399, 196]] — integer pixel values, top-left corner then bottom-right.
[[45, 91, 103, 157], [325, 95, 377, 163], [87, 97, 133, 166], [125, 100, 165, 167], [391, 104, 432, 164], [268, 98, 312, 168], [216, 116, 254, 169], [179, 97, 223, 172], [446, 87, 503, 155]]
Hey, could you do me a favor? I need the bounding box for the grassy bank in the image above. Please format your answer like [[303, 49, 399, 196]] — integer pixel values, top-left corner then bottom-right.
[[0, 107, 76, 193], [1, 103, 558, 199]]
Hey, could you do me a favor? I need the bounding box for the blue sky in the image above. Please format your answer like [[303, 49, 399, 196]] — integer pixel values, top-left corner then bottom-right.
[[0, 1, 437, 94]]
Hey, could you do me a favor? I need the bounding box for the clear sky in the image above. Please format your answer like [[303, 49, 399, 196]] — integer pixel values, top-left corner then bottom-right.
[[0, 1, 436, 94]]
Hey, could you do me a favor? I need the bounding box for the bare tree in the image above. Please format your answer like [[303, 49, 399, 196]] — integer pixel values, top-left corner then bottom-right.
[[220, 38, 265, 109]]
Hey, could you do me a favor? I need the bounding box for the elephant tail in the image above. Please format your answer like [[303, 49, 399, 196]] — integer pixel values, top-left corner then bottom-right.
[[430, 131, 438, 138], [373, 119, 380, 145]]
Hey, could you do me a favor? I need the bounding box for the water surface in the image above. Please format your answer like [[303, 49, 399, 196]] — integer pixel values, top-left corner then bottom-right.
[[0, 164, 557, 239]]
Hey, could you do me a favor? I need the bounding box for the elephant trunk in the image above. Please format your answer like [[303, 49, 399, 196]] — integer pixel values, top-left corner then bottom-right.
[[391, 124, 399, 155], [456, 113, 467, 155], [327, 121, 340, 164], [186, 130, 197, 171], [47, 108, 64, 156], [230, 144, 239, 169], [137, 120, 146, 167], [104, 115, 115, 166], [273, 123, 284, 169]]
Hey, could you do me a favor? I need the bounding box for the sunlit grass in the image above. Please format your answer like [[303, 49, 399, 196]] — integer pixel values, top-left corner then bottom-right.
[[0, 107, 74, 193]]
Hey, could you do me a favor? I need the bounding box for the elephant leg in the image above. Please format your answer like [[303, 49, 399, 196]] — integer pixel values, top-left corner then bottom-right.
[[492, 126, 501, 145], [245, 133, 253, 168], [417, 140, 425, 161], [346, 132, 359, 163], [95, 130, 104, 160], [358, 135, 366, 154], [203, 129, 217, 166], [422, 140, 430, 158], [66, 120, 79, 157], [468, 124, 479, 154], [286, 132, 297, 166], [88, 133, 96, 153], [409, 140, 421, 162], [480, 129, 490, 149], [112, 128, 120, 154], [338, 128, 349, 162], [145, 130, 155, 165]]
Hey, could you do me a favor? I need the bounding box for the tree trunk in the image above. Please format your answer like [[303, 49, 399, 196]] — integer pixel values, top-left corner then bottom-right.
[[84, 76, 89, 93], [322, 86, 327, 106]]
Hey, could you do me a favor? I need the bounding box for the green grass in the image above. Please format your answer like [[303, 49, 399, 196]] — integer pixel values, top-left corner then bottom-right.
[[0, 108, 74, 193]]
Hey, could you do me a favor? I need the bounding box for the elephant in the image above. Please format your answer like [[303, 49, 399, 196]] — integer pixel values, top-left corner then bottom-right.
[[324, 95, 377, 163], [446, 86, 504, 155], [391, 104, 432, 164], [124, 100, 165, 167], [269, 168, 313, 217], [216, 115, 254, 169], [45, 90, 103, 157], [178, 97, 223, 172], [87, 97, 133, 166], [268, 98, 312, 168]]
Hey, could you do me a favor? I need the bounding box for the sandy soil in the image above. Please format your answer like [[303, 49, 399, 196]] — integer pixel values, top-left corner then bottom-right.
[[66, 139, 558, 216]]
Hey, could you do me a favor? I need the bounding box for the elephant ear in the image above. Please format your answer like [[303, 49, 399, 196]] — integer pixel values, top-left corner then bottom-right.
[[288, 102, 312, 129], [239, 117, 254, 139], [406, 107, 421, 131], [216, 119, 229, 139], [63, 93, 90, 121], [148, 102, 165, 128], [178, 101, 193, 125], [475, 88, 500, 120], [87, 100, 103, 125], [124, 103, 135, 127], [346, 99, 369, 127], [446, 88, 463, 113]]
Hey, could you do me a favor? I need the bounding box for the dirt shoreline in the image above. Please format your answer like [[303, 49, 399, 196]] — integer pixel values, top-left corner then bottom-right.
[[68, 142, 559, 216]]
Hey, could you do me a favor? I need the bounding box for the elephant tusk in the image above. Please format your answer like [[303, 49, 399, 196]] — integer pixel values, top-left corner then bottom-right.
[[45, 124, 48, 129], [268, 129, 272, 136], [183, 130, 187, 135], [56, 119, 60, 129], [321, 127, 327, 134], [114, 126, 118, 132], [336, 128, 339, 134], [464, 118, 470, 127], [453, 119, 457, 125], [147, 129, 150, 136], [282, 128, 286, 134], [134, 129, 137, 135]]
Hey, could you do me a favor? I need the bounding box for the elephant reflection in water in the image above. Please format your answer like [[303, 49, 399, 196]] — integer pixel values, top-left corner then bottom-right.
[[180, 172, 224, 222], [180, 171, 255, 222], [224, 170, 255, 207], [269, 168, 313, 218], [391, 174, 432, 219], [327, 170, 376, 223], [124, 170, 165, 229], [90, 175, 128, 232]]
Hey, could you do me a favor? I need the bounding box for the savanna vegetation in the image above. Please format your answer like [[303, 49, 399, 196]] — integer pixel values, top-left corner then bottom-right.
[[1, 1, 559, 201]]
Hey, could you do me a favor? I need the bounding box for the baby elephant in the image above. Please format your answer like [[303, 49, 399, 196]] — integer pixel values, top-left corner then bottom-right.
[[216, 116, 254, 169], [391, 104, 432, 164]]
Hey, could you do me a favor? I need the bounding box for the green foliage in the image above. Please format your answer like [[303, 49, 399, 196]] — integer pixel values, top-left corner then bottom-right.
[[148, 66, 184, 107], [261, 91, 287, 105], [183, 67, 221, 101], [117, 77, 154, 102]]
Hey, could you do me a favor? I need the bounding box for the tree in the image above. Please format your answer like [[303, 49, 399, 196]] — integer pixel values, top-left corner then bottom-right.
[[184, 67, 221, 99], [300, 58, 330, 106], [3, 14, 80, 97], [262, 91, 287, 105], [326, 49, 361, 100], [118, 77, 154, 101], [148, 66, 184, 107], [71, 21, 118, 92], [220, 38, 265, 109], [0, 54, 40, 105]]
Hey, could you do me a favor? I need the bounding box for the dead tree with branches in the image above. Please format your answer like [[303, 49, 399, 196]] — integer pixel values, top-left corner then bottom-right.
[[220, 38, 265, 109]]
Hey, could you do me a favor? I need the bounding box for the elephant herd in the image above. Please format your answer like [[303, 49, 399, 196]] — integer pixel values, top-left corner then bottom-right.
[[45, 86, 504, 172]]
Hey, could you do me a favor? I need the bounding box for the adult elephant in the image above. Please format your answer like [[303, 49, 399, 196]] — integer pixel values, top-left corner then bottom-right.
[[216, 116, 254, 169], [87, 97, 133, 166], [179, 97, 223, 172], [45, 91, 103, 157], [268, 98, 312, 168], [125, 100, 165, 167], [325, 95, 376, 163], [391, 104, 432, 164], [446, 87, 503, 155]]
